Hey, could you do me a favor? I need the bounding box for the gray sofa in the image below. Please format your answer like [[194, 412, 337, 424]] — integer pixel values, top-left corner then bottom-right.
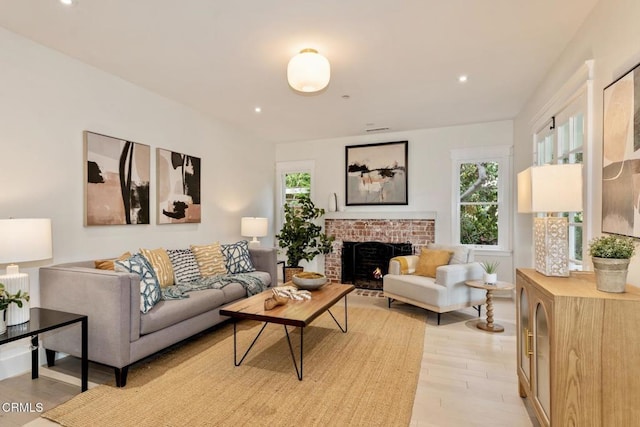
[[39, 247, 277, 387]]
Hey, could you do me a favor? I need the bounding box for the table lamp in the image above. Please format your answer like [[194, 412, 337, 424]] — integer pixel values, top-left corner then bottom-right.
[[0, 218, 53, 325], [517, 164, 582, 277], [241, 217, 268, 249]]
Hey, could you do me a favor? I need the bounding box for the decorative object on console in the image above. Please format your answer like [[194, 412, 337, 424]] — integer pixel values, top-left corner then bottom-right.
[[157, 148, 201, 224], [602, 61, 640, 237], [345, 141, 408, 206], [517, 164, 582, 277], [480, 260, 499, 284], [0, 218, 52, 325], [275, 195, 334, 280], [588, 234, 636, 293], [84, 131, 150, 225], [287, 48, 330, 93], [240, 217, 268, 248]]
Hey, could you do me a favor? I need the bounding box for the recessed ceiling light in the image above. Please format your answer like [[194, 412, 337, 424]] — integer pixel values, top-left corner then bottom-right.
[[458, 75, 468, 83], [60, 0, 75, 5], [254, 107, 262, 113]]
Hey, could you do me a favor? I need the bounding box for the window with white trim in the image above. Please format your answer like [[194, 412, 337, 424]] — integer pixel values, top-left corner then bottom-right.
[[275, 161, 314, 230], [452, 146, 512, 251]]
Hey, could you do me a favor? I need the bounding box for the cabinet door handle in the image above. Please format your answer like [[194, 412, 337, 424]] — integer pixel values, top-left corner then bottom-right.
[[524, 328, 534, 357]]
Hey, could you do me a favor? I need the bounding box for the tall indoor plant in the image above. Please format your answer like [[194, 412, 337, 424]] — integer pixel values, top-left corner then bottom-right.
[[276, 195, 334, 282], [588, 235, 636, 293]]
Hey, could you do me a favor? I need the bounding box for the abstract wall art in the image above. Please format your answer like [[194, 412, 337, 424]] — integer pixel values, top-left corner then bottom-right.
[[602, 62, 640, 237], [84, 131, 150, 225], [157, 148, 201, 224], [345, 140, 408, 206]]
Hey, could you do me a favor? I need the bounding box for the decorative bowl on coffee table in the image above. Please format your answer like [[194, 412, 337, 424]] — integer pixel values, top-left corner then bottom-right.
[[292, 273, 329, 290]]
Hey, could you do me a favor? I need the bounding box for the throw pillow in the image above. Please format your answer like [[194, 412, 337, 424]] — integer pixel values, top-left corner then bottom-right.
[[140, 248, 175, 288], [414, 248, 453, 278], [427, 243, 470, 265], [221, 240, 255, 274], [94, 252, 132, 271], [190, 242, 227, 277], [166, 248, 201, 283], [115, 254, 161, 314]]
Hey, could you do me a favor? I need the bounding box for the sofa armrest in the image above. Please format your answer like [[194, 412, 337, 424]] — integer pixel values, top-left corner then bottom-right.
[[388, 255, 419, 275], [39, 265, 139, 369], [249, 247, 277, 287], [435, 262, 483, 288]]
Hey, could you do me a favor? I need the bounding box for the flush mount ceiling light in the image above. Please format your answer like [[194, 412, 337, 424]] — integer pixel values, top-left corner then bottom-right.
[[287, 48, 331, 93], [60, 0, 75, 5]]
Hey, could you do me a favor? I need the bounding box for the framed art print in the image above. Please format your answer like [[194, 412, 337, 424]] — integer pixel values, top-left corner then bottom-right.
[[157, 148, 201, 224], [345, 140, 408, 206]]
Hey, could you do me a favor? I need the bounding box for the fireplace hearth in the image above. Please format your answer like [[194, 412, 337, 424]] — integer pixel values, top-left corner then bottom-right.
[[342, 241, 412, 289]]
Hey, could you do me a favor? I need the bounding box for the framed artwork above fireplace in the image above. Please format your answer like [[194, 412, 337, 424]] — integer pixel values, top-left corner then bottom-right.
[[345, 140, 408, 206]]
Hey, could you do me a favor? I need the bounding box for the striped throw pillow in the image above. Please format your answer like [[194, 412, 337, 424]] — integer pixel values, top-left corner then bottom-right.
[[140, 248, 175, 288], [190, 242, 227, 277], [167, 248, 201, 283]]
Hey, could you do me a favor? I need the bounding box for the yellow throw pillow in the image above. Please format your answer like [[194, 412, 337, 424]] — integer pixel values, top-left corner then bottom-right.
[[414, 248, 453, 278], [190, 243, 227, 277], [95, 252, 132, 271], [140, 248, 174, 288]]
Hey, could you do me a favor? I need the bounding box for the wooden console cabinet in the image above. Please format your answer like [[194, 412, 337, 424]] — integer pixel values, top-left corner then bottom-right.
[[516, 268, 640, 426]]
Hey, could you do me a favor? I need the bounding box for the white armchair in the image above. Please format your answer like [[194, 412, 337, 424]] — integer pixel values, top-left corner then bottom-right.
[[383, 244, 485, 324]]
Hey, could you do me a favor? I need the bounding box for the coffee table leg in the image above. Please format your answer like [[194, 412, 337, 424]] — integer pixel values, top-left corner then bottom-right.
[[233, 321, 268, 366], [327, 295, 349, 333], [284, 326, 304, 381]]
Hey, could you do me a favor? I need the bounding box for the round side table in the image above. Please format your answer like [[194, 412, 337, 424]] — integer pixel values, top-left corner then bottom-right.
[[464, 280, 515, 333]]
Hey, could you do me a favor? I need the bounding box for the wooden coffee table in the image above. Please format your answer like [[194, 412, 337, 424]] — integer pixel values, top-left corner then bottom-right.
[[465, 280, 515, 333], [220, 283, 355, 380]]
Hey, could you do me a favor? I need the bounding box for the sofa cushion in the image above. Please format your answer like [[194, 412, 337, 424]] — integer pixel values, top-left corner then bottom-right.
[[384, 274, 448, 306], [427, 243, 471, 264], [115, 254, 161, 314], [190, 242, 227, 277], [140, 288, 227, 335], [140, 248, 175, 287], [415, 248, 453, 278], [94, 252, 132, 271], [167, 248, 201, 283], [221, 240, 255, 274]]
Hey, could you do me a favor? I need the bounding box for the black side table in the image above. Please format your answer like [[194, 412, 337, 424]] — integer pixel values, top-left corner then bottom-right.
[[0, 308, 88, 392]]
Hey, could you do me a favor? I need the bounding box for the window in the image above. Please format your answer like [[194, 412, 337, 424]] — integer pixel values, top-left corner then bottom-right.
[[284, 172, 311, 205], [452, 146, 512, 251], [275, 160, 314, 231]]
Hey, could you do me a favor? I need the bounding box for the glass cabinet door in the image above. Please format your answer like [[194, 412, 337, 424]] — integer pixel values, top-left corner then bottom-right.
[[519, 288, 530, 381], [535, 302, 551, 420]]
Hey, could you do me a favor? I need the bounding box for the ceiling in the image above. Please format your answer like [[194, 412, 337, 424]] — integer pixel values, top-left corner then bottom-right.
[[0, 0, 598, 143]]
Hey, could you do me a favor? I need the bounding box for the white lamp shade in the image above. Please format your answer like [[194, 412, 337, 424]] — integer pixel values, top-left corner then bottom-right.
[[0, 218, 53, 264], [287, 48, 331, 93], [517, 164, 583, 213], [241, 217, 268, 238]]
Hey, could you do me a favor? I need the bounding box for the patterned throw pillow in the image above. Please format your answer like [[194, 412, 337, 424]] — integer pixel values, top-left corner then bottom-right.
[[94, 251, 132, 271], [140, 248, 175, 288], [221, 240, 255, 274], [115, 254, 161, 314], [166, 248, 201, 283], [190, 242, 227, 277]]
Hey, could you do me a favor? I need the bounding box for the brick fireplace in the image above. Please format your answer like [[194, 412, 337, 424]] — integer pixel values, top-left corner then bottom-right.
[[324, 212, 436, 284]]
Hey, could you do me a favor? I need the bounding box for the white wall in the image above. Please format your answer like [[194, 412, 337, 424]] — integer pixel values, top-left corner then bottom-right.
[[0, 27, 274, 378], [275, 120, 514, 275], [513, 0, 640, 283]]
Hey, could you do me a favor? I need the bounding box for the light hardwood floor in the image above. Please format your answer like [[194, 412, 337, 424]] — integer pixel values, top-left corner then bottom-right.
[[1, 293, 536, 426]]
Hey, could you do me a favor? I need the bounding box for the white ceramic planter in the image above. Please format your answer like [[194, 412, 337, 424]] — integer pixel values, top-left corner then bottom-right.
[[484, 273, 497, 285]]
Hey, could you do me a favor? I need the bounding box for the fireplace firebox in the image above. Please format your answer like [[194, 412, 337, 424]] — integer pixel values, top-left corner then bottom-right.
[[341, 241, 412, 289]]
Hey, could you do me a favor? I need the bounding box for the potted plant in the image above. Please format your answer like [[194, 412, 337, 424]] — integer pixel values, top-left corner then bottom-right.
[[276, 195, 335, 283], [0, 283, 30, 334], [480, 261, 499, 285], [588, 235, 636, 293]]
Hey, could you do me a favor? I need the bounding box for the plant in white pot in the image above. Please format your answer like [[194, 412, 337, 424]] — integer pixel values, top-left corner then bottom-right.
[[0, 283, 30, 334], [588, 235, 636, 293], [480, 261, 499, 285]]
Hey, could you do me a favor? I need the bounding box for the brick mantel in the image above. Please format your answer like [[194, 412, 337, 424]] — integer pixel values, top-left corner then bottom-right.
[[324, 215, 435, 283]]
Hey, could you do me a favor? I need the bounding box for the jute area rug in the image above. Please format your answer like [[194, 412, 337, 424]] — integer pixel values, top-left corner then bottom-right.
[[43, 303, 426, 427]]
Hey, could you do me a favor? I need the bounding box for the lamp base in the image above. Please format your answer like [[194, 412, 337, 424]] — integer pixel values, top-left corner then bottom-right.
[[534, 217, 569, 277], [0, 272, 30, 325], [248, 238, 261, 249]]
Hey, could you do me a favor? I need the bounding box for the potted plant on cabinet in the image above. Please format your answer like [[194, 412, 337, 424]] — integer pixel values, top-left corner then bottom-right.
[[0, 283, 30, 334], [276, 195, 335, 283], [588, 234, 636, 293], [480, 261, 499, 285]]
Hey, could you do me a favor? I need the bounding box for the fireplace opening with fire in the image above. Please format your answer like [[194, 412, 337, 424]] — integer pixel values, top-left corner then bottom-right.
[[341, 241, 412, 290]]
